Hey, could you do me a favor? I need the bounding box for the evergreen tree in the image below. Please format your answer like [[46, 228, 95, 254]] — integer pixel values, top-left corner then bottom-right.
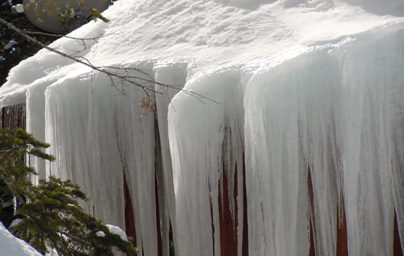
[[0, 128, 137, 255], [0, 179, 14, 228], [10, 177, 137, 255], [0, 128, 55, 205]]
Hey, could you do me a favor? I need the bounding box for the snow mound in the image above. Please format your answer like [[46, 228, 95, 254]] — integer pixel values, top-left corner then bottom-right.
[[0, 222, 42, 256]]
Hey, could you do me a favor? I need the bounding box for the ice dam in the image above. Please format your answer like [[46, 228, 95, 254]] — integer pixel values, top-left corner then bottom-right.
[[1, 0, 404, 255]]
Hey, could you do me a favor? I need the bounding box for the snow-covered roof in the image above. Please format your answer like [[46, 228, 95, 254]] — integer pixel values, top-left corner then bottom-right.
[[1, 0, 403, 106]]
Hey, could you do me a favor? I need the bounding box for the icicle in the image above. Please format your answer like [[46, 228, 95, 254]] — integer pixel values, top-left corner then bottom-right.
[[334, 25, 404, 255], [245, 55, 310, 256], [154, 61, 188, 255], [168, 68, 246, 256], [45, 61, 161, 255]]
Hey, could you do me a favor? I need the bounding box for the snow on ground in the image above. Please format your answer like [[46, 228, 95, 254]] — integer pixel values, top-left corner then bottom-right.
[[0, 222, 42, 256]]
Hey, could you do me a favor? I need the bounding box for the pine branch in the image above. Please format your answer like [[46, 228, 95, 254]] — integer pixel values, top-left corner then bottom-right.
[[0, 172, 26, 206]]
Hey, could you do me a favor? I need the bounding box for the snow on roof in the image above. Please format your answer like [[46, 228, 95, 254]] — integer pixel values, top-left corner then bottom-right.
[[0, 0, 403, 106]]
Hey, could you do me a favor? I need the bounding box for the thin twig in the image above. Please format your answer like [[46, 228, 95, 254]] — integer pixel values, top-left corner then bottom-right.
[[24, 31, 103, 41], [0, 17, 220, 106], [0, 17, 155, 92]]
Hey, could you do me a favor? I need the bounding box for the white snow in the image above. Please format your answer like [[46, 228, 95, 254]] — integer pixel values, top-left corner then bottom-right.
[[0, 222, 42, 256], [9, 218, 23, 228], [1, 0, 404, 255], [1, 0, 402, 106], [96, 231, 106, 237], [106, 224, 128, 242]]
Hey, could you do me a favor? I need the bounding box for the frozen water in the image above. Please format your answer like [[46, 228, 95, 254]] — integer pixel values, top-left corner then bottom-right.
[[1, 0, 404, 255]]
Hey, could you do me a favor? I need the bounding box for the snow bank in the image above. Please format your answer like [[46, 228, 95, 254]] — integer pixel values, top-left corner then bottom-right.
[[0, 222, 42, 256], [1, 0, 404, 255]]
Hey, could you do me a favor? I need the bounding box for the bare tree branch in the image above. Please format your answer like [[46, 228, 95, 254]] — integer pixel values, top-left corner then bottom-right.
[[24, 31, 103, 54], [0, 17, 219, 116], [0, 17, 155, 92], [24, 31, 102, 41]]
